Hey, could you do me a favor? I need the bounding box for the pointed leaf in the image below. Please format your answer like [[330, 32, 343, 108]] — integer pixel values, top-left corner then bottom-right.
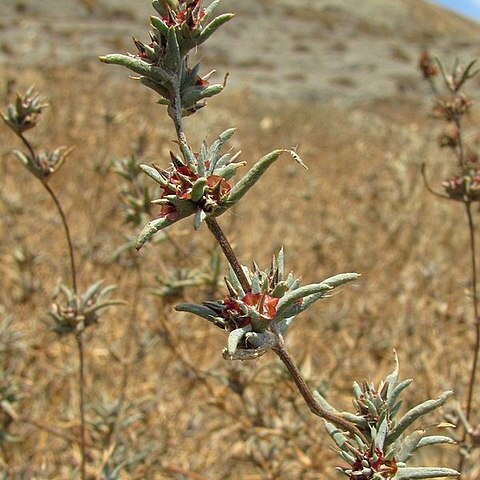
[[99, 54, 174, 86], [275, 282, 333, 320], [140, 164, 167, 185], [150, 15, 170, 37], [193, 208, 206, 230], [394, 467, 459, 479], [136, 217, 174, 250], [220, 150, 282, 210], [175, 303, 218, 321], [164, 27, 181, 72], [227, 324, 252, 355], [416, 435, 456, 449], [387, 391, 453, 445], [198, 14, 235, 46], [395, 430, 426, 463], [386, 379, 414, 410]]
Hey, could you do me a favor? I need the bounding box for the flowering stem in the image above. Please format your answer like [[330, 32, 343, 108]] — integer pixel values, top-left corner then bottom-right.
[[75, 332, 87, 480], [458, 201, 480, 474], [272, 328, 367, 443], [205, 217, 251, 293]]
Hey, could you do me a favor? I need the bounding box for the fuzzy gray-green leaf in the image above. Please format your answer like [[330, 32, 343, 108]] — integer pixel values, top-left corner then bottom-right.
[[220, 150, 282, 210], [150, 15, 169, 37], [395, 430, 426, 463], [227, 324, 252, 355], [394, 467, 459, 479], [136, 217, 174, 250], [198, 13, 235, 46], [99, 54, 174, 86], [416, 435, 456, 449], [175, 303, 218, 321], [387, 391, 453, 445], [386, 379, 414, 411], [140, 164, 167, 185]]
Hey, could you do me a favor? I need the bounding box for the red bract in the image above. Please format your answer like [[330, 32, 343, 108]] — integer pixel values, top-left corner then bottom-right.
[[206, 175, 231, 201], [243, 293, 279, 319], [350, 449, 397, 479], [221, 292, 279, 329], [159, 203, 180, 221], [161, 0, 205, 29]]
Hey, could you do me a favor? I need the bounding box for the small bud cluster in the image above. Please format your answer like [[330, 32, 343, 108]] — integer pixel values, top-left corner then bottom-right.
[[1, 87, 47, 134], [112, 155, 155, 227], [317, 356, 458, 479], [49, 281, 123, 336], [419, 54, 480, 204], [2, 88, 72, 180]]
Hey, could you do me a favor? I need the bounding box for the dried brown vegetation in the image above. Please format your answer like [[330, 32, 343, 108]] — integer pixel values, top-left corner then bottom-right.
[[1, 1, 480, 479], [0, 60, 476, 478]]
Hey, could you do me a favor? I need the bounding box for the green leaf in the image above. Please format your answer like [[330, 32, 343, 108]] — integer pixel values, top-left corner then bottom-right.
[[175, 303, 218, 321], [193, 208, 206, 230], [394, 467, 459, 479], [220, 150, 282, 211], [275, 282, 333, 319], [227, 324, 252, 355], [324, 422, 351, 453], [204, 0, 222, 20], [395, 430, 426, 463], [164, 27, 181, 72], [387, 391, 454, 445], [136, 217, 174, 250], [313, 391, 339, 414], [198, 13, 235, 46], [150, 15, 170, 37], [140, 164, 167, 185], [190, 177, 207, 202], [416, 435, 456, 449], [386, 378, 413, 411], [321, 272, 360, 288], [182, 84, 224, 109], [99, 54, 174, 87]]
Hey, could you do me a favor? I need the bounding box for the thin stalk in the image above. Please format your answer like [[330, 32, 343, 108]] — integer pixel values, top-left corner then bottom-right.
[[108, 264, 142, 448], [76, 333, 87, 480], [17, 132, 84, 477], [18, 132, 78, 294], [205, 217, 251, 293], [272, 329, 367, 443], [454, 116, 466, 169], [41, 180, 78, 295], [458, 201, 480, 475]]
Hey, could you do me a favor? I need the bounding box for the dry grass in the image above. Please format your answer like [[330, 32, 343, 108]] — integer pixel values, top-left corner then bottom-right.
[[0, 60, 478, 478]]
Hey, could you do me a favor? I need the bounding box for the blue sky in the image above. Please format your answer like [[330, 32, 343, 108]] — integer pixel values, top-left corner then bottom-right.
[[430, 0, 480, 20]]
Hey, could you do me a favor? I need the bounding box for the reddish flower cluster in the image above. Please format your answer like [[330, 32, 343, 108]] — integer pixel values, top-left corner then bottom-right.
[[443, 171, 480, 202], [418, 51, 438, 80], [349, 449, 398, 480], [155, 160, 231, 221], [222, 293, 280, 329], [161, 0, 205, 29], [434, 94, 472, 121]]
